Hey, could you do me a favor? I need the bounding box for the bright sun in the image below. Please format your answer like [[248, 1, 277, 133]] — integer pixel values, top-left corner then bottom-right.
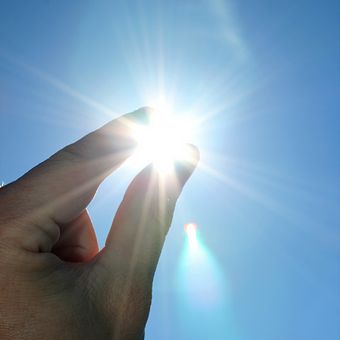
[[133, 107, 195, 173]]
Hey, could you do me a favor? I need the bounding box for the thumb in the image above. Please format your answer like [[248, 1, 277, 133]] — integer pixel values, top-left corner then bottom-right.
[[91, 144, 199, 340], [99, 144, 200, 281]]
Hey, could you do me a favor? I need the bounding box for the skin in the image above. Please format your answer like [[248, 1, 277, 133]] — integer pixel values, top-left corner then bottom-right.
[[0, 107, 199, 340]]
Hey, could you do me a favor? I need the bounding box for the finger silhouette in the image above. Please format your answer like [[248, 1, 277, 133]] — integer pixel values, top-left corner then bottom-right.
[[0, 107, 152, 255], [99, 144, 199, 283]]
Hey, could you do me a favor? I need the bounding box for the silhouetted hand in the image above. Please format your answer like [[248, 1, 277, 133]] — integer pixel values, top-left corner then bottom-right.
[[0, 107, 199, 340]]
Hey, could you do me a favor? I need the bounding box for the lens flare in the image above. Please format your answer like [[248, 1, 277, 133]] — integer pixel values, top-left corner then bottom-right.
[[184, 223, 198, 247], [175, 226, 232, 339]]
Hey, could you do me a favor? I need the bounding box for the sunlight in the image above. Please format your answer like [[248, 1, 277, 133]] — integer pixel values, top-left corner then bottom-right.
[[133, 103, 195, 173]]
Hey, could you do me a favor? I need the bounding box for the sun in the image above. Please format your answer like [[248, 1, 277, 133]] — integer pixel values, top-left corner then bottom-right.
[[133, 106, 195, 173]]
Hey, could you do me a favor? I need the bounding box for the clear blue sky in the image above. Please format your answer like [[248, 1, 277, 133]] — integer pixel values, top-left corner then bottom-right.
[[0, 1, 339, 339]]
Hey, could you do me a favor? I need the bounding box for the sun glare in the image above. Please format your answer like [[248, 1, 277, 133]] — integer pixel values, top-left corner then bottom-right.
[[133, 106, 195, 173]]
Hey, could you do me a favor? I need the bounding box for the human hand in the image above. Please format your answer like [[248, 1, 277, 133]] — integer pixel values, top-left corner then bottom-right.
[[0, 107, 199, 339]]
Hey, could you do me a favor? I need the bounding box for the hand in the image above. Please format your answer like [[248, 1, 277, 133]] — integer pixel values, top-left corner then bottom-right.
[[0, 107, 199, 340]]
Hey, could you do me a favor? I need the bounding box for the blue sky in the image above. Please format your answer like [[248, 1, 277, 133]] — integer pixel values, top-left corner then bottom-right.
[[0, 1, 339, 339]]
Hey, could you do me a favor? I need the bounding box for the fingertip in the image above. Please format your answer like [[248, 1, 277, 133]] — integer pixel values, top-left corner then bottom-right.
[[123, 106, 155, 125], [185, 143, 200, 165], [174, 144, 200, 185], [100, 107, 155, 153]]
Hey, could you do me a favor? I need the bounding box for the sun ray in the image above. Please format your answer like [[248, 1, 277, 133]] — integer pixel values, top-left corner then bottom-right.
[[0, 51, 116, 119]]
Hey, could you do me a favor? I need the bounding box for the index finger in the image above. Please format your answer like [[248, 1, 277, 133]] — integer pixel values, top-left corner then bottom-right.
[[1, 107, 152, 225]]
